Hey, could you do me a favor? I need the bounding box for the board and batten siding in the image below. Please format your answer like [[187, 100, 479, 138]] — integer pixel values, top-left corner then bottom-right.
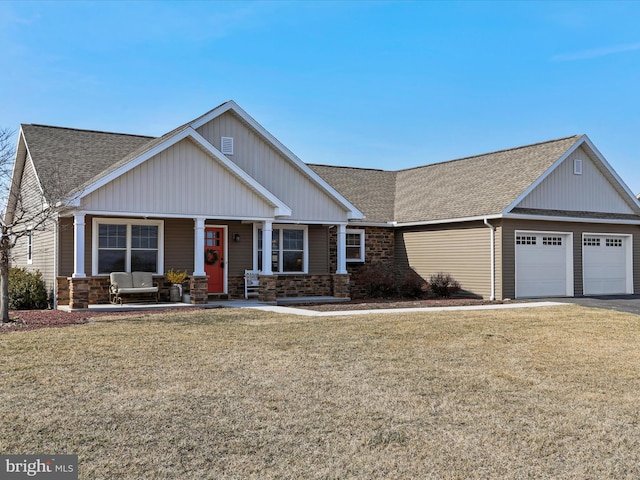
[[500, 219, 640, 298], [396, 222, 494, 299], [517, 146, 635, 214], [196, 111, 349, 223], [81, 138, 276, 219]]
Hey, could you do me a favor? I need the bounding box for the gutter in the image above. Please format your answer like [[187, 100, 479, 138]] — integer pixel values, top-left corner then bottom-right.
[[483, 218, 496, 301]]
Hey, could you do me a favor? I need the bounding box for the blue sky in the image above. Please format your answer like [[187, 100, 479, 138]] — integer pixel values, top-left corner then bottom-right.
[[1, 1, 639, 194]]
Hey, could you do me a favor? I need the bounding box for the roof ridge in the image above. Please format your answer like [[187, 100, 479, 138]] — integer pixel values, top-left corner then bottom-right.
[[398, 134, 583, 173], [309, 163, 387, 173], [24, 123, 155, 139]]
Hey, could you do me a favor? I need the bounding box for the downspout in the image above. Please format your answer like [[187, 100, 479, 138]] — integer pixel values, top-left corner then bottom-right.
[[53, 214, 58, 310], [483, 218, 496, 301]]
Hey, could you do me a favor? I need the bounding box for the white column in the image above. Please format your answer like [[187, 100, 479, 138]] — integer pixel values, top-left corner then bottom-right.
[[336, 224, 347, 274], [72, 213, 86, 278], [193, 217, 206, 276], [262, 220, 273, 275]]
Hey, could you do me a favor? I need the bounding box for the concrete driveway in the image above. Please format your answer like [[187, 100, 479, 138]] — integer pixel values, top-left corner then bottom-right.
[[544, 295, 640, 316]]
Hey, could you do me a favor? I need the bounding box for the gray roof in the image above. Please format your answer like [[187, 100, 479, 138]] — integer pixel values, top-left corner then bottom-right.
[[308, 165, 397, 224], [21, 124, 154, 200], [312, 135, 584, 223]]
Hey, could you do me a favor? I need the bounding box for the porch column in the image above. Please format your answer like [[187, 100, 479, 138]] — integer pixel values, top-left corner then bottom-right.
[[336, 223, 347, 274], [72, 213, 86, 278], [262, 220, 273, 275], [193, 217, 206, 276]]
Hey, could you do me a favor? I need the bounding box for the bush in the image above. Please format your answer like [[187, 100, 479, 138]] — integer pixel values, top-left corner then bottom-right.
[[357, 263, 427, 299], [429, 272, 461, 298], [9, 268, 49, 310]]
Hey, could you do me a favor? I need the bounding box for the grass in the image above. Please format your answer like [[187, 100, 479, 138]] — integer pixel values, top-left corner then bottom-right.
[[1, 305, 640, 479]]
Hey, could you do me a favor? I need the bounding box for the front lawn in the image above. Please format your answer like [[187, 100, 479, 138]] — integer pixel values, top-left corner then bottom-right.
[[1, 306, 639, 479]]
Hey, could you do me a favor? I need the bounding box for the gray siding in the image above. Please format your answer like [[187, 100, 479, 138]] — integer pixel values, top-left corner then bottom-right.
[[517, 147, 635, 214], [500, 219, 640, 298], [308, 225, 329, 275], [196, 111, 349, 222], [395, 222, 493, 299], [81, 138, 276, 219]]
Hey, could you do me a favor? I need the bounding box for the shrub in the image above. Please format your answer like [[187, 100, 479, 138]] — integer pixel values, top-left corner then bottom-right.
[[357, 263, 428, 299], [9, 268, 49, 310], [429, 272, 461, 298]]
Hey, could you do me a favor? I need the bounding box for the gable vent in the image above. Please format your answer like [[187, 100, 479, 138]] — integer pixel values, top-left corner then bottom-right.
[[573, 158, 583, 175], [221, 136, 234, 155]]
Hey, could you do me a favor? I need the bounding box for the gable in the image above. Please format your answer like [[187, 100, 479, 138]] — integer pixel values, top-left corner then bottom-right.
[[80, 138, 279, 219], [195, 110, 355, 222], [515, 145, 637, 215]]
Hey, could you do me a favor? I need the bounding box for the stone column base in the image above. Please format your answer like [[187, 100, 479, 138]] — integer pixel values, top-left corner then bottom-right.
[[332, 274, 351, 298], [258, 275, 277, 302], [189, 276, 209, 304], [68, 277, 89, 310]]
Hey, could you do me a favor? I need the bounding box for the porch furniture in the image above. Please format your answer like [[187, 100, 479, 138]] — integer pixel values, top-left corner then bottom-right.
[[109, 272, 159, 305], [244, 270, 261, 299]]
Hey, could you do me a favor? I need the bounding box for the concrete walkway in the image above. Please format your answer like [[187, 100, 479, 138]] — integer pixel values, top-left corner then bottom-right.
[[249, 301, 565, 317]]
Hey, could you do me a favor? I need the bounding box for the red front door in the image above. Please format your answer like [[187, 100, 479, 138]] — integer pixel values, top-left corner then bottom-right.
[[204, 227, 224, 293]]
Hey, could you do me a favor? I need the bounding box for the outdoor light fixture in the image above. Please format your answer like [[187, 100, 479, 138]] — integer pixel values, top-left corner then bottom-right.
[[233, 233, 241, 243]]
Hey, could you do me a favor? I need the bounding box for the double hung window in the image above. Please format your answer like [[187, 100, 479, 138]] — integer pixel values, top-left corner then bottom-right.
[[256, 226, 307, 273]]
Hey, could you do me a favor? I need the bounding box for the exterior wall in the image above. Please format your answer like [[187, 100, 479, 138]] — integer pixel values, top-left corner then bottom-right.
[[81, 138, 275, 218], [517, 146, 635, 214], [196, 111, 348, 222], [500, 219, 640, 299], [395, 221, 493, 299]]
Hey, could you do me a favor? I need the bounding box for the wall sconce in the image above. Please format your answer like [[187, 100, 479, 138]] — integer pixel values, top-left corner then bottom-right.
[[233, 233, 241, 243]]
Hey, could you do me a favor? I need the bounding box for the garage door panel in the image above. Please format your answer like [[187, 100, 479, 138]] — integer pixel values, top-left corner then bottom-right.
[[583, 235, 631, 295], [516, 233, 571, 298]]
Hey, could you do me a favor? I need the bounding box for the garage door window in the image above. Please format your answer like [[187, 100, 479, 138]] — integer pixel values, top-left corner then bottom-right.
[[606, 238, 623, 247], [584, 237, 600, 246], [516, 235, 536, 245], [543, 236, 562, 246]]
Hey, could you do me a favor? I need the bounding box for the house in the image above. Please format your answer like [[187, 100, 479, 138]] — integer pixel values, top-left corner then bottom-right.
[[7, 100, 640, 308]]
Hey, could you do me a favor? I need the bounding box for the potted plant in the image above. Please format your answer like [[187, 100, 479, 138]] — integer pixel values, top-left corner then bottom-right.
[[166, 269, 188, 302]]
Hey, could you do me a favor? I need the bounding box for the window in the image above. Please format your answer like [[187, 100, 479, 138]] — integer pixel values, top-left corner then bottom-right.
[[256, 226, 307, 273], [93, 219, 163, 275], [543, 236, 562, 246], [584, 237, 600, 247], [606, 238, 623, 247], [27, 231, 33, 264], [516, 235, 536, 245], [346, 229, 365, 262]]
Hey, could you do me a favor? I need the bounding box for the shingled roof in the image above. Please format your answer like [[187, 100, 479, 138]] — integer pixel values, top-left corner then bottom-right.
[[311, 135, 583, 224], [21, 124, 154, 200]]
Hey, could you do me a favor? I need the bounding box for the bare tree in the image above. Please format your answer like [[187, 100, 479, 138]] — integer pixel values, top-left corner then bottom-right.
[[0, 127, 63, 323]]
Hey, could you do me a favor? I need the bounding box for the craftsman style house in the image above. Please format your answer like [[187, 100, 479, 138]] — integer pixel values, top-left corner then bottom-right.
[[7, 101, 640, 308]]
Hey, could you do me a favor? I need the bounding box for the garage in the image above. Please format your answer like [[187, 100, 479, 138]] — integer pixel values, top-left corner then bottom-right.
[[515, 231, 573, 298], [582, 234, 633, 295]]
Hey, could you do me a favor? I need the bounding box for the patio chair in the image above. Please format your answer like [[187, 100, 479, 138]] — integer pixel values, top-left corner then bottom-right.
[[244, 270, 261, 299]]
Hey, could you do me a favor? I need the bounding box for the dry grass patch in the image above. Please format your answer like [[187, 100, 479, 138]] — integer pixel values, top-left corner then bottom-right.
[[2, 306, 640, 479]]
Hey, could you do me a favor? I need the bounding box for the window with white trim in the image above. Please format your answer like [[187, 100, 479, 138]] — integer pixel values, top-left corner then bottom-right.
[[256, 225, 307, 273], [27, 231, 33, 264], [584, 237, 600, 247], [543, 236, 562, 246], [606, 238, 623, 247], [346, 229, 365, 262], [516, 235, 536, 245], [93, 219, 163, 275]]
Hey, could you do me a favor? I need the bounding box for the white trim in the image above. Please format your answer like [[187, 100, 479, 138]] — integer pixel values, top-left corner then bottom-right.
[[573, 158, 583, 175], [393, 214, 503, 228], [514, 230, 574, 299], [73, 126, 292, 218], [503, 213, 640, 225], [254, 223, 309, 274], [581, 232, 633, 295], [346, 228, 365, 263], [62, 209, 277, 222], [191, 100, 364, 220], [91, 217, 164, 276], [504, 136, 585, 214]]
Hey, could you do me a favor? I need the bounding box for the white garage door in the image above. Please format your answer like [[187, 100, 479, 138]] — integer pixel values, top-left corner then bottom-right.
[[583, 234, 632, 295], [515, 232, 572, 298]]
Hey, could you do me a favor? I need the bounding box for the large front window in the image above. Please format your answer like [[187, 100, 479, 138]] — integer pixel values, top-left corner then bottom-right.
[[257, 226, 307, 273], [94, 219, 163, 274]]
